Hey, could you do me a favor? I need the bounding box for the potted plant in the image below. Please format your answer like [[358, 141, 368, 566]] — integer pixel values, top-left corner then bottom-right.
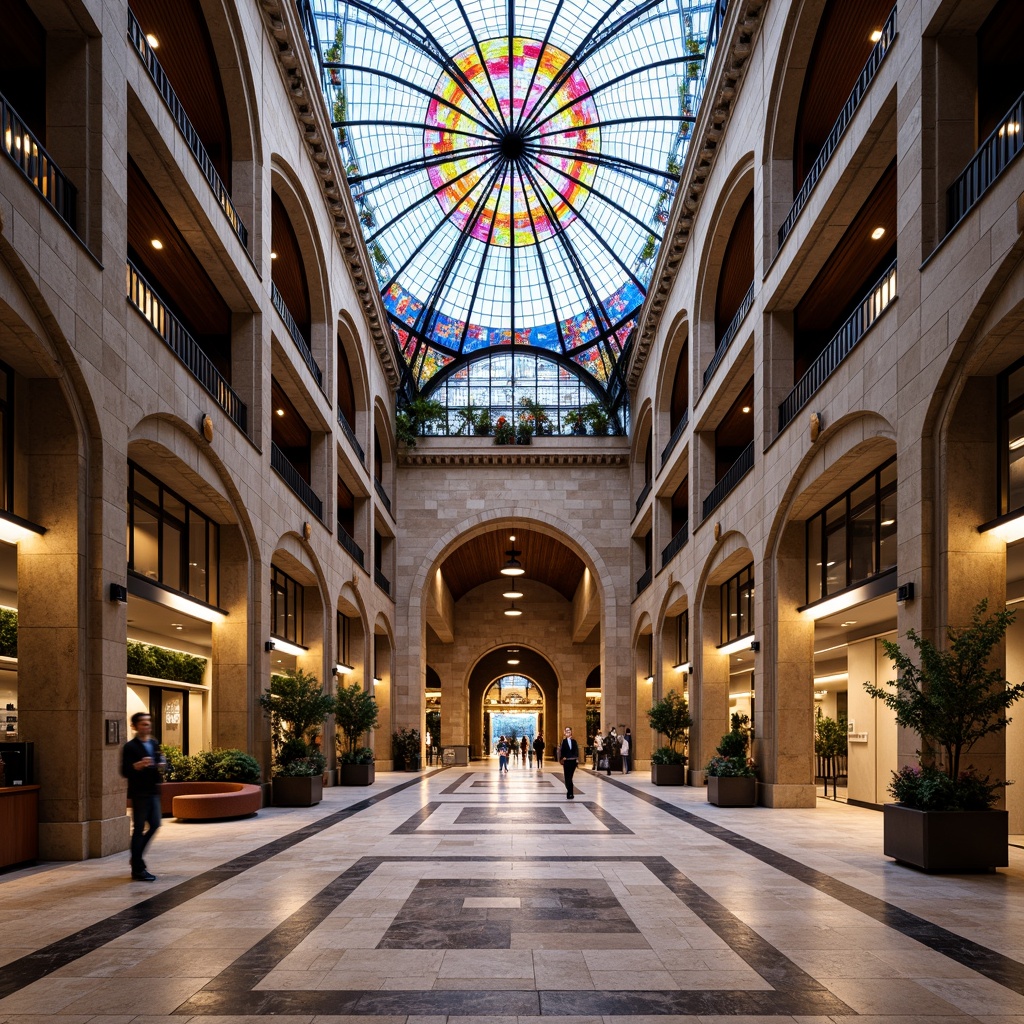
[[493, 416, 514, 445], [563, 409, 586, 435], [334, 681, 379, 786], [395, 397, 447, 447], [705, 713, 757, 806], [258, 669, 333, 806], [865, 599, 1024, 872], [472, 407, 492, 436], [646, 688, 691, 785], [392, 727, 421, 770], [516, 416, 533, 445], [581, 401, 610, 435], [519, 397, 551, 436], [814, 707, 847, 799]]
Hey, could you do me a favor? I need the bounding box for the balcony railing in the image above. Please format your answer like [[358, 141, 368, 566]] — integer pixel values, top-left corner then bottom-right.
[[778, 5, 897, 250], [271, 282, 323, 389], [338, 521, 365, 568], [778, 259, 897, 432], [127, 10, 248, 250], [126, 260, 248, 433], [702, 440, 755, 521], [271, 441, 323, 520], [661, 522, 689, 568], [636, 566, 653, 597], [703, 283, 754, 390], [661, 409, 689, 469], [338, 407, 365, 464], [947, 89, 1024, 231], [635, 479, 652, 514], [374, 477, 392, 515], [1, 92, 76, 229], [374, 567, 391, 596]]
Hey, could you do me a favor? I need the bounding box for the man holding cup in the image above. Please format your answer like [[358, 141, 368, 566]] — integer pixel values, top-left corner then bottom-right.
[[121, 711, 165, 882]]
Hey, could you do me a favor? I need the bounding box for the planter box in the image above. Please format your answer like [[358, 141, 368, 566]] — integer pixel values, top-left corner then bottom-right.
[[708, 775, 757, 806], [883, 803, 1008, 872], [651, 762, 686, 785], [339, 763, 375, 786], [404, 755, 421, 772], [272, 774, 323, 807]]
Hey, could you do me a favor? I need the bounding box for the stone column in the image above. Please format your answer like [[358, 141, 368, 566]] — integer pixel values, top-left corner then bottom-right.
[[211, 525, 251, 751], [690, 586, 729, 785]]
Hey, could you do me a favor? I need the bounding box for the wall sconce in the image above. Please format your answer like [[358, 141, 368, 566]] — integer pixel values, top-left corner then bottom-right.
[[372, 675, 382, 685], [266, 637, 305, 657], [110, 583, 128, 604], [334, 662, 354, 676], [265, 640, 276, 653], [673, 661, 691, 674], [644, 674, 654, 684], [896, 582, 914, 604], [749, 640, 760, 653]]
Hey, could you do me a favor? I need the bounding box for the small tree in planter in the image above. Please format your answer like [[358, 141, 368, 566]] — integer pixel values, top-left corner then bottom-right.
[[814, 708, 848, 799], [705, 713, 757, 806], [259, 670, 333, 806], [865, 599, 1024, 871], [647, 689, 691, 785], [392, 727, 422, 770], [334, 682, 379, 786], [395, 397, 447, 447]]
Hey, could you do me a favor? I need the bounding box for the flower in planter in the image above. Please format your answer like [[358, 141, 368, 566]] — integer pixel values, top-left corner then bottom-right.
[[704, 754, 757, 777], [493, 416, 515, 444]]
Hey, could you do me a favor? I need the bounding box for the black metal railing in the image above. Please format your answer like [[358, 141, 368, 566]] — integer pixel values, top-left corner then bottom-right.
[[271, 441, 323, 519], [703, 283, 754, 390], [1, 92, 76, 229], [374, 477, 392, 514], [337, 520, 364, 568], [374, 567, 391, 596], [661, 522, 689, 568], [702, 440, 755, 521], [636, 566, 653, 597], [126, 260, 248, 433], [635, 479, 652, 514], [778, 260, 897, 432], [778, 5, 897, 250], [127, 10, 248, 250], [337, 407, 365, 463], [948, 89, 1024, 231], [661, 410, 689, 469], [271, 282, 323, 388]]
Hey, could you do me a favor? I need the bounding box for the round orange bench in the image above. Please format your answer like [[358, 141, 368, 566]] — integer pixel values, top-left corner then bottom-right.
[[168, 782, 263, 821]]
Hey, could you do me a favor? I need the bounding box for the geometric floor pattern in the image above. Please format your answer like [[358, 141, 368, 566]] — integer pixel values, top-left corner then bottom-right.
[[1, 763, 1024, 1021]]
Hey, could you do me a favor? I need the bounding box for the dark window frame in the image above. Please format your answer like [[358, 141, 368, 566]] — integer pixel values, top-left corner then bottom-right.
[[998, 353, 1024, 519], [720, 562, 754, 646], [804, 455, 897, 604], [271, 563, 304, 646], [128, 460, 220, 606]]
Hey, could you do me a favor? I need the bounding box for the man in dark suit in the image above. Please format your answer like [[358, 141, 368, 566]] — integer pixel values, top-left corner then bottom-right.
[[533, 734, 545, 768], [559, 726, 580, 799], [121, 711, 165, 882]]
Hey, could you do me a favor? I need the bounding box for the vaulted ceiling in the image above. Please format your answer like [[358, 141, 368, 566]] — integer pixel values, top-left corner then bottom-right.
[[440, 528, 585, 602]]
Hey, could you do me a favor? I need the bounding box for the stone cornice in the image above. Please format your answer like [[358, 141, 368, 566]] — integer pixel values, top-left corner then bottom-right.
[[258, 0, 401, 391], [626, 0, 767, 391], [399, 445, 629, 467]]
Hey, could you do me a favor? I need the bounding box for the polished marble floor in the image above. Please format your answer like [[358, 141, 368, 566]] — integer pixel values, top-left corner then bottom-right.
[[2, 764, 1024, 1024]]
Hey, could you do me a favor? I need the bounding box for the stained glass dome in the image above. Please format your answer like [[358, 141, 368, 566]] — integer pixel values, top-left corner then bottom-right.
[[304, 0, 720, 401]]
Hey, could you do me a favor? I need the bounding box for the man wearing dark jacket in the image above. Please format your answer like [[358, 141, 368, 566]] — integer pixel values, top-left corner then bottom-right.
[[121, 712, 165, 881], [533, 734, 546, 768], [559, 726, 580, 799]]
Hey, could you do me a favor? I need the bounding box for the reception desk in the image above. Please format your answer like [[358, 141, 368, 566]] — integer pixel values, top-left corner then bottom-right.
[[0, 785, 39, 870]]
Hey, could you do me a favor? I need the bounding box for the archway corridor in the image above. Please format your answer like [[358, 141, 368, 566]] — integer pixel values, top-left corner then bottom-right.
[[2, 767, 1024, 1017]]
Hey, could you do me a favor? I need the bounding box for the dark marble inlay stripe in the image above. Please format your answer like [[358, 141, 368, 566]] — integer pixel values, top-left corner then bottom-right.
[[391, 801, 628, 834], [597, 772, 1024, 996], [0, 770, 445, 1000]]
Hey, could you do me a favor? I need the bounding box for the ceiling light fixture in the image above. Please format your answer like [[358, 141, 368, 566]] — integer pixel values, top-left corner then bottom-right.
[[507, 658, 520, 665], [151, 238, 164, 250], [1009, 436, 1024, 451], [871, 226, 886, 240], [146, 33, 159, 48], [504, 602, 523, 617], [270, 250, 278, 259], [276, 408, 285, 417], [501, 547, 524, 576], [742, 405, 751, 413], [502, 588, 523, 599], [869, 28, 882, 41]]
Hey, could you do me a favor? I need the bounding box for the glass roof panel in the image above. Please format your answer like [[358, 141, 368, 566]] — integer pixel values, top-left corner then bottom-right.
[[306, 0, 720, 396]]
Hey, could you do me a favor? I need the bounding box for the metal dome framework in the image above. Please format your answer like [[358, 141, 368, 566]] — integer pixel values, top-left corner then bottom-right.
[[301, 0, 724, 417]]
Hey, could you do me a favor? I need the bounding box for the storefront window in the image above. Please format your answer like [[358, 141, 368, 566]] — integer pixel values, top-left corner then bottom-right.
[[128, 462, 220, 606], [999, 358, 1024, 517], [721, 563, 754, 645], [805, 456, 897, 604], [271, 564, 303, 646]]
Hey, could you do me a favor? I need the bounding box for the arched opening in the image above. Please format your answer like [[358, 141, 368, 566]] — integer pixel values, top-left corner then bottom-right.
[[480, 674, 546, 759], [714, 191, 755, 346]]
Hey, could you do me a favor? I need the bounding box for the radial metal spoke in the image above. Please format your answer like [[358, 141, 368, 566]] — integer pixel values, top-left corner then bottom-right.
[[535, 114, 694, 139], [451, 0, 511, 133], [529, 141, 678, 183], [338, 119, 502, 144], [512, 0, 569, 134], [349, 143, 501, 186]]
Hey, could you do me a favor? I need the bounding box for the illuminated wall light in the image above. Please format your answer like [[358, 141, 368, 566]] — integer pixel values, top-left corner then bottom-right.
[[673, 661, 691, 673], [335, 663, 354, 675], [718, 635, 752, 656], [0, 510, 46, 546], [871, 226, 886, 240], [1009, 436, 1024, 451], [268, 636, 305, 657], [644, 674, 654, 684], [372, 675, 382, 685], [980, 512, 1024, 544], [814, 672, 849, 685]]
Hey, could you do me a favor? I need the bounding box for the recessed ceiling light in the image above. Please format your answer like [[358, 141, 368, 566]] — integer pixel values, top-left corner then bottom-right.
[[871, 226, 885, 240], [840, 620, 857, 627], [507, 658, 520, 665], [869, 29, 882, 42], [881, 518, 895, 526], [270, 250, 278, 259], [151, 238, 163, 250], [146, 33, 159, 48], [742, 405, 751, 413], [276, 408, 285, 416], [509, 534, 516, 541], [171, 622, 183, 630]]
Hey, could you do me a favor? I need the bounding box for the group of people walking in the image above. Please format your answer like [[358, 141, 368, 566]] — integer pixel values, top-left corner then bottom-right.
[[592, 726, 632, 775], [495, 734, 546, 772]]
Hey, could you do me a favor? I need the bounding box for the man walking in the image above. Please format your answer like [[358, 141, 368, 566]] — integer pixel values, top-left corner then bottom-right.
[[559, 726, 580, 799], [121, 712, 165, 882], [533, 733, 545, 767]]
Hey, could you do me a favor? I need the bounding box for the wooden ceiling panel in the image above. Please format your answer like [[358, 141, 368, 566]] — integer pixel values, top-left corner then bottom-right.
[[441, 528, 585, 602]]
